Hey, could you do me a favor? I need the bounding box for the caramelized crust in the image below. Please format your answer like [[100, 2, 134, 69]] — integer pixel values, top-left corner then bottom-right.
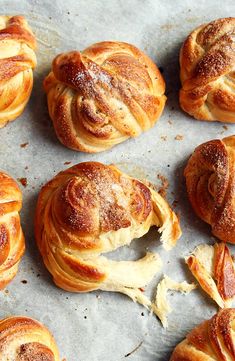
[[35, 162, 181, 310], [43, 41, 166, 152], [0, 171, 25, 288], [170, 308, 235, 361], [0, 15, 37, 127], [186, 243, 235, 308], [0, 316, 62, 360], [180, 17, 235, 122], [184, 135, 235, 243]]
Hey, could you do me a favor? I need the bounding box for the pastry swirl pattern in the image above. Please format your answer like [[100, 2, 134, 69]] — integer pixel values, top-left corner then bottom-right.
[[44, 41, 166, 152]]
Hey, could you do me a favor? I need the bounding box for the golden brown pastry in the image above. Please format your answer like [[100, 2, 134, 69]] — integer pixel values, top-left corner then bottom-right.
[[0, 171, 25, 288], [43, 41, 166, 152], [0, 316, 62, 360], [186, 243, 235, 308], [180, 17, 235, 122], [170, 308, 235, 361], [184, 135, 235, 243], [0, 15, 37, 128], [35, 162, 181, 312]]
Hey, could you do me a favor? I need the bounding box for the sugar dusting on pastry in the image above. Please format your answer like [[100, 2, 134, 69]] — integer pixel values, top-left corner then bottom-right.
[[35, 162, 181, 315]]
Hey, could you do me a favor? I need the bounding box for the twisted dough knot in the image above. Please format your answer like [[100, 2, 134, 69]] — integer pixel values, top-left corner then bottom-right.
[[44, 41, 166, 152], [184, 135, 235, 243], [180, 17, 235, 122], [0, 316, 62, 360], [0, 15, 37, 128], [170, 308, 235, 361], [0, 171, 25, 288], [35, 162, 181, 310]]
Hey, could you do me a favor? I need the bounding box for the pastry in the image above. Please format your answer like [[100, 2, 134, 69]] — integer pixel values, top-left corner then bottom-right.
[[170, 308, 235, 361], [0, 316, 62, 360], [44, 41, 166, 152], [153, 275, 196, 328], [35, 162, 181, 312], [186, 243, 235, 308], [0, 15, 37, 128], [180, 17, 235, 123], [184, 135, 235, 243], [0, 171, 25, 288]]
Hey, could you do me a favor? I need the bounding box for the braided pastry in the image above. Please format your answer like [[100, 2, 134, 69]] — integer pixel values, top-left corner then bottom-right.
[[184, 135, 235, 243], [35, 162, 181, 312], [44, 41, 166, 152], [0, 15, 37, 128], [0, 171, 25, 288], [170, 308, 235, 361], [180, 17, 235, 122], [0, 316, 62, 360]]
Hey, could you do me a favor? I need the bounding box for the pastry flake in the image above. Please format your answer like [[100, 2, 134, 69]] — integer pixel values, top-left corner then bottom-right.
[[153, 275, 196, 328]]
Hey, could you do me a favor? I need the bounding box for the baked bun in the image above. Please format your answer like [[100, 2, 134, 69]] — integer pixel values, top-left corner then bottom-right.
[[35, 162, 181, 308], [0, 316, 62, 360], [43, 41, 166, 152], [0, 171, 25, 288], [170, 308, 235, 361], [180, 17, 235, 122], [0, 15, 37, 128], [184, 135, 235, 244]]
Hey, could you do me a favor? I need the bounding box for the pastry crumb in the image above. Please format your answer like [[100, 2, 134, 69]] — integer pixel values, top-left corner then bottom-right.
[[175, 134, 184, 140], [157, 174, 169, 198], [223, 125, 228, 130], [20, 142, 29, 148], [64, 161, 71, 165], [172, 200, 179, 208], [17, 178, 27, 187], [160, 135, 167, 141], [21, 280, 27, 284]]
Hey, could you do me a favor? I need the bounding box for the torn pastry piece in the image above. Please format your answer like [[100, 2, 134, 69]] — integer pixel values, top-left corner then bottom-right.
[[35, 162, 181, 313], [152, 275, 196, 328], [186, 243, 235, 308]]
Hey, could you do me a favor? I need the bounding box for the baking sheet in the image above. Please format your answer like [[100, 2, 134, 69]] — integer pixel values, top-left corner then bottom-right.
[[1, 0, 235, 360]]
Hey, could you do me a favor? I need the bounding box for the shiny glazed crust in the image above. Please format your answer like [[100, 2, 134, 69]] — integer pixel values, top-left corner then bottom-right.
[[170, 308, 235, 361], [35, 162, 181, 294], [0, 316, 62, 360], [43, 41, 166, 152], [180, 17, 235, 122], [0, 15, 37, 127], [0, 171, 25, 288], [184, 135, 235, 243]]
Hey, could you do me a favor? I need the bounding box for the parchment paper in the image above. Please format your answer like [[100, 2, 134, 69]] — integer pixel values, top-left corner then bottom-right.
[[1, 1, 235, 360]]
